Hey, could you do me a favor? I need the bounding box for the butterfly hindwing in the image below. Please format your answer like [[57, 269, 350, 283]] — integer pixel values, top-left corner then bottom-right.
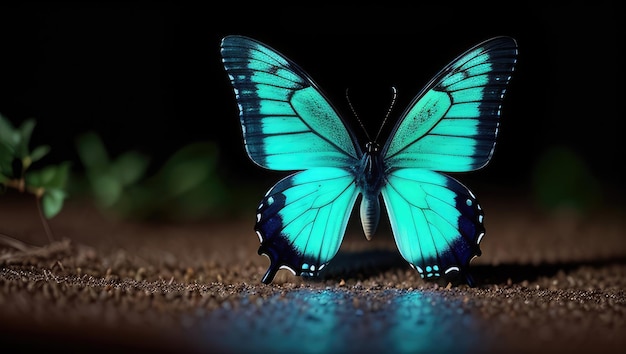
[[381, 168, 484, 284], [220, 36, 360, 171], [255, 167, 358, 283], [383, 37, 518, 172]]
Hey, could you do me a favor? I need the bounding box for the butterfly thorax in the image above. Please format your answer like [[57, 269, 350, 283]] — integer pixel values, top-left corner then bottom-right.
[[356, 142, 384, 240]]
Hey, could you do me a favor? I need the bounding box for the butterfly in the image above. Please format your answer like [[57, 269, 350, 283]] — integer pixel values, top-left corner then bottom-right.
[[220, 35, 517, 285]]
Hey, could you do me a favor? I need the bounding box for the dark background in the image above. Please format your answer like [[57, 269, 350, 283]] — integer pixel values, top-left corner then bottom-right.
[[0, 3, 623, 209]]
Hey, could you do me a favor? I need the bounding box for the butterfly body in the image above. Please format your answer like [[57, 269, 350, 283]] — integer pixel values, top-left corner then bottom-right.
[[221, 35, 517, 285], [356, 141, 385, 240]]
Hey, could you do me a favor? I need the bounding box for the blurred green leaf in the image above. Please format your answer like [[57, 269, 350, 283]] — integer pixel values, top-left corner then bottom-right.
[[75, 131, 231, 220], [154, 142, 216, 197], [0, 114, 19, 148], [110, 150, 150, 187], [41, 188, 67, 219], [17, 119, 36, 158], [76, 132, 110, 171], [23, 162, 71, 219], [25, 162, 71, 189], [0, 142, 14, 179], [76, 131, 149, 208], [48, 162, 71, 189], [0, 115, 49, 175], [30, 145, 51, 164], [0, 114, 70, 220], [92, 174, 122, 207]]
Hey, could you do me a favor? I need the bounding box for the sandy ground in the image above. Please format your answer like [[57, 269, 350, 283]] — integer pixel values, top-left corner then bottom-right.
[[0, 193, 625, 353]]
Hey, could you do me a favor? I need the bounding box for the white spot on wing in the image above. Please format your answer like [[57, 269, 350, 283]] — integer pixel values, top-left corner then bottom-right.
[[279, 265, 297, 275], [445, 266, 460, 274], [256, 230, 263, 242], [477, 232, 485, 244]]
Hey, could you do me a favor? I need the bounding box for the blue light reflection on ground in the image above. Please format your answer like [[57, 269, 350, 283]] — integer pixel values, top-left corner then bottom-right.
[[196, 288, 483, 353]]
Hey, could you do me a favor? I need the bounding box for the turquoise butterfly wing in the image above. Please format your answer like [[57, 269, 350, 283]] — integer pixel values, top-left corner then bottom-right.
[[381, 169, 485, 282], [381, 37, 517, 282], [255, 168, 358, 283], [383, 37, 517, 171], [220, 35, 518, 285], [220, 36, 360, 170], [221, 36, 361, 283]]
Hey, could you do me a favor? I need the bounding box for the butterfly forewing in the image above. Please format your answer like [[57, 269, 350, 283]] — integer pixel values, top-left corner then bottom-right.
[[220, 36, 360, 171], [383, 37, 518, 172]]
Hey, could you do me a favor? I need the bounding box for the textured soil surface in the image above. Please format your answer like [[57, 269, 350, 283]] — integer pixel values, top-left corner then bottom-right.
[[1, 193, 625, 353]]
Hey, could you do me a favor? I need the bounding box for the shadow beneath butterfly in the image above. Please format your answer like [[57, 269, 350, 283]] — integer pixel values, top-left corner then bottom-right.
[[316, 249, 408, 282], [471, 256, 626, 286], [313, 249, 475, 286], [312, 248, 626, 287]]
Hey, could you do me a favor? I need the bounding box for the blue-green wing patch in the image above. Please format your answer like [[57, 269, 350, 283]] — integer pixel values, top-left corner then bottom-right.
[[220, 36, 360, 170], [381, 168, 484, 283], [255, 167, 358, 283], [383, 37, 518, 172]]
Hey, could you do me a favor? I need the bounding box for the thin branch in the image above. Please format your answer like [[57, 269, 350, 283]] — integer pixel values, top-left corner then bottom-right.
[[35, 196, 55, 243], [0, 232, 38, 252], [0, 238, 71, 262]]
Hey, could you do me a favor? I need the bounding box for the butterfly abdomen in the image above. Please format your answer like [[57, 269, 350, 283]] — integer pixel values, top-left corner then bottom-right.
[[360, 194, 380, 240], [357, 142, 385, 240]]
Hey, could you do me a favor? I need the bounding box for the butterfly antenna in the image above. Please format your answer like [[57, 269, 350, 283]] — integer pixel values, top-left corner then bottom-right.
[[374, 86, 397, 142], [346, 88, 371, 141]]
